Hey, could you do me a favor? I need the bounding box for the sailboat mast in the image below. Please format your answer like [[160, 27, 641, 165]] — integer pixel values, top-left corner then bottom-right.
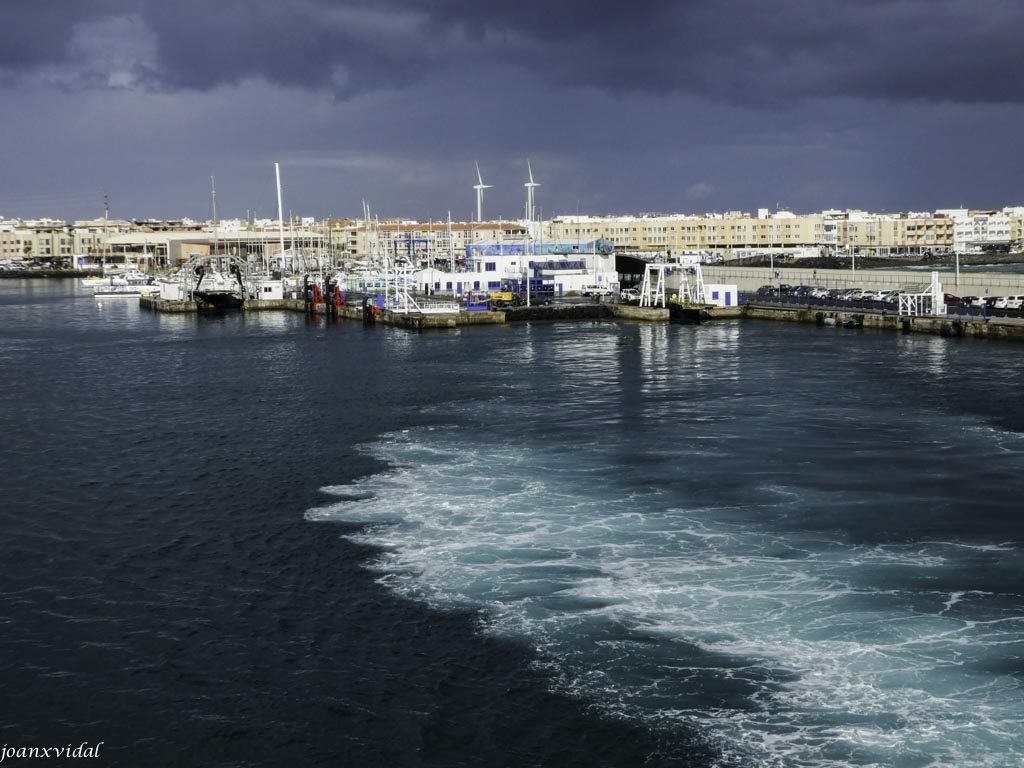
[[275, 163, 286, 272], [211, 175, 218, 259], [447, 211, 453, 274]]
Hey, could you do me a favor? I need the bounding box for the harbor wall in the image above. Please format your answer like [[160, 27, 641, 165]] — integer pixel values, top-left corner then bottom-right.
[[745, 303, 1024, 340], [701, 266, 1024, 296], [139, 294, 1024, 341], [139, 297, 304, 312]]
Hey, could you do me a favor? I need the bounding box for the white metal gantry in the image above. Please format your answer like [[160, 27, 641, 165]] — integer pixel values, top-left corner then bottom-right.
[[898, 271, 946, 317], [639, 263, 668, 307], [678, 263, 706, 304]]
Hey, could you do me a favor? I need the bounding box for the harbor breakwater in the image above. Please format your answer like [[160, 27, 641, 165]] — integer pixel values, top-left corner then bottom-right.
[[139, 296, 676, 326], [701, 264, 1024, 296], [745, 303, 1024, 340], [139, 294, 1024, 340]]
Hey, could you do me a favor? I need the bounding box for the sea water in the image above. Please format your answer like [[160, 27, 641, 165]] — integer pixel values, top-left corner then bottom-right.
[[308, 320, 1024, 767], [2, 279, 1023, 767]]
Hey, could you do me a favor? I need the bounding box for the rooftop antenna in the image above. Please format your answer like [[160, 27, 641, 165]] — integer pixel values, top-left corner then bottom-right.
[[474, 161, 492, 223]]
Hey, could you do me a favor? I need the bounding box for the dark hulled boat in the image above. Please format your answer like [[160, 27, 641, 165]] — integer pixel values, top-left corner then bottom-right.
[[668, 301, 709, 324], [193, 264, 245, 310]]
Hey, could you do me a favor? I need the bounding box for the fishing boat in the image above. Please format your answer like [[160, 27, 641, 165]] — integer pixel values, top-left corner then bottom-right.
[[193, 264, 245, 310]]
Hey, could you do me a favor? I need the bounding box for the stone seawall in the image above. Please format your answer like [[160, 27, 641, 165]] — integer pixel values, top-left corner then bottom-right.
[[701, 265, 1024, 297], [745, 303, 1024, 340], [138, 294, 1024, 341]]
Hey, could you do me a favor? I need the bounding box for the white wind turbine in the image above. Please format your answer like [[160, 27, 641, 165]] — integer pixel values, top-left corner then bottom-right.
[[524, 159, 540, 224], [474, 161, 492, 222]]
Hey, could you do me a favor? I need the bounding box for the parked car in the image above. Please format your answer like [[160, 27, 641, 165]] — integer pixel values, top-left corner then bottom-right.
[[619, 288, 641, 302], [581, 284, 613, 297], [995, 295, 1024, 310], [958, 295, 979, 306], [943, 293, 961, 305]]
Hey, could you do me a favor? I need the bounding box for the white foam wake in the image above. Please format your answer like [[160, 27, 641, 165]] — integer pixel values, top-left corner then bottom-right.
[[308, 427, 1024, 767]]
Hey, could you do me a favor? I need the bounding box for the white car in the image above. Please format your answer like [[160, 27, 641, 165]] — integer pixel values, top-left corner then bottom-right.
[[581, 284, 613, 297], [994, 295, 1024, 310], [619, 288, 641, 302]]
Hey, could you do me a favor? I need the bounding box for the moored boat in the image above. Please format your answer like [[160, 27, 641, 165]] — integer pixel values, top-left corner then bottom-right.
[[193, 264, 245, 310], [92, 283, 161, 298], [194, 289, 245, 310], [668, 301, 709, 324], [81, 269, 156, 289]]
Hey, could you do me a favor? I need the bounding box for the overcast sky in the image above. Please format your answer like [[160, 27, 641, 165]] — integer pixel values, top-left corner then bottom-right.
[[2, 0, 1022, 223]]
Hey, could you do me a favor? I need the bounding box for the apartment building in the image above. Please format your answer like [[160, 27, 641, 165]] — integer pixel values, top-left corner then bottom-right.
[[337, 219, 529, 263], [546, 210, 824, 257], [5, 205, 1024, 268], [950, 208, 1022, 253]]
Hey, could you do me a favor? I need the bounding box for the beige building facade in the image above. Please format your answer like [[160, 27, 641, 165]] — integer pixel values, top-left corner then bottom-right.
[[4, 205, 1024, 269]]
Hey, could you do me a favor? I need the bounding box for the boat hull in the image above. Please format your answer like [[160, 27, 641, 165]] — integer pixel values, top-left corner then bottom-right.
[[194, 290, 245, 310], [668, 303, 709, 324], [93, 287, 160, 298]]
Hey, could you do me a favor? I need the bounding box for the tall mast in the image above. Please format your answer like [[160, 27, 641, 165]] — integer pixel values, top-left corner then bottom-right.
[[447, 211, 453, 273], [211, 175, 218, 257], [103, 188, 109, 267], [275, 163, 285, 271]]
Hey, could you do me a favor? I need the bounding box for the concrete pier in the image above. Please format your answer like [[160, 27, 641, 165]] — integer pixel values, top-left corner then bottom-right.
[[700, 264, 1024, 296], [139, 293, 1024, 341], [745, 302, 1024, 340]]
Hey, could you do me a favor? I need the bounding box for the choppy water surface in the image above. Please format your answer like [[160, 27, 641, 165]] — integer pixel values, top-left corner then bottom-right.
[[3, 279, 1023, 767], [309, 319, 1024, 767]]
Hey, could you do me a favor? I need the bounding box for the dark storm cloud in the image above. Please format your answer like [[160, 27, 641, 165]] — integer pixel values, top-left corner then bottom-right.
[[4, 0, 1022, 105], [416, 0, 1024, 106], [0, 1, 114, 73]]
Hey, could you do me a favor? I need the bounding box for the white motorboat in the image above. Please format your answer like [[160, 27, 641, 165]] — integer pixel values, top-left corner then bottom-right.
[[92, 283, 161, 298], [81, 269, 156, 289]]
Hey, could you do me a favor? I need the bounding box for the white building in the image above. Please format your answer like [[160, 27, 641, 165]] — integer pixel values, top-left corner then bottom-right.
[[952, 209, 1013, 253]]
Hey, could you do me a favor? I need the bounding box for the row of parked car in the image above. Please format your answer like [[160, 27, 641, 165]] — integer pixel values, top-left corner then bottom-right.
[[754, 284, 1024, 310], [756, 285, 908, 303], [957, 294, 1024, 310]]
